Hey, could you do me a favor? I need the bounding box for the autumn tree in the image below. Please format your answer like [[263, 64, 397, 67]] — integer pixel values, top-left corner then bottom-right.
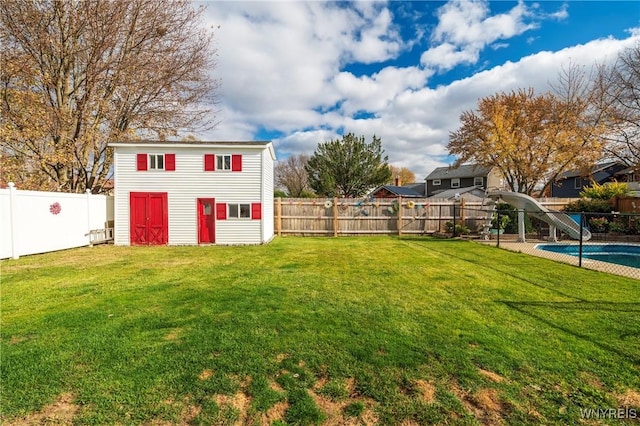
[[306, 133, 392, 197], [592, 43, 640, 168], [275, 154, 313, 197], [0, 0, 218, 193], [387, 165, 415, 185], [448, 88, 603, 195]]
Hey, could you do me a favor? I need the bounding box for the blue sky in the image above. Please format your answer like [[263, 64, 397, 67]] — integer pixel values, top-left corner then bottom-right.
[[199, 1, 640, 180]]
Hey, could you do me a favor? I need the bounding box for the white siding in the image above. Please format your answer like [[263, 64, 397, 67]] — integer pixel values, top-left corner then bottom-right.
[[113, 142, 274, 245], [261, 147, 275, 242]]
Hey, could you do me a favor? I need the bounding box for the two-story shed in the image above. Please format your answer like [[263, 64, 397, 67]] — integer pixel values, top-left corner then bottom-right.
[[110, 141, 275, 245]]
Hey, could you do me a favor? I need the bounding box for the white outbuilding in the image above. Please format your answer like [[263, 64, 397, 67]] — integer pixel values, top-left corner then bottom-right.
[[109, 140, 275, 245]]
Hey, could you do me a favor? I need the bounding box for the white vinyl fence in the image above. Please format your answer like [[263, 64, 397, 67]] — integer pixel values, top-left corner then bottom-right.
[[1, 183, 114, 259]]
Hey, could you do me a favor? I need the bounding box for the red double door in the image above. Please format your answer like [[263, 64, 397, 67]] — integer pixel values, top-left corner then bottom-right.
[[130, 192, 168, 245]]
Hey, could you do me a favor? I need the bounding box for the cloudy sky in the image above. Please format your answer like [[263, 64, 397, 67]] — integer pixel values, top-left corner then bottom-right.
[[199, 1, 640, 181]]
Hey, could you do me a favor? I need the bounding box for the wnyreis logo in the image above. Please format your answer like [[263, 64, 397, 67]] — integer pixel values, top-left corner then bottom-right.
[[580, 407, 638, 420]]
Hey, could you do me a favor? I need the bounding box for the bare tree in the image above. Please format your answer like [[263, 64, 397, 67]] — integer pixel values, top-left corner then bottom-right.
[[275, 154, 311, 197], [593, 43, 640, 168], [0, 0, 219, 192]]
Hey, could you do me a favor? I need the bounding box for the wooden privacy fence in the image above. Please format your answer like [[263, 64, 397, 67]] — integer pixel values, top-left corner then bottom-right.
[[275, 197, 578, 237], [614, 196, 640, 214], [275, 197, 490, 236]]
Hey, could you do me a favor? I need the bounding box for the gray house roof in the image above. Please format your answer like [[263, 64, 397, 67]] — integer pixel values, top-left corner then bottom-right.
[[426, 164, 493, 180], [556, 161, 622, 179], [404, 182, 426, 196], [371, 185, 424, 197]]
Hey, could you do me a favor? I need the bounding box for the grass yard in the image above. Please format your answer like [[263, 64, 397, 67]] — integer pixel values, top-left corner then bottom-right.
[[1, 236, 639, 425]]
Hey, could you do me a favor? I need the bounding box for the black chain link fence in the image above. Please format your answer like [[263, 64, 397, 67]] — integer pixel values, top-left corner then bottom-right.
[[451, 206, 640, 279]]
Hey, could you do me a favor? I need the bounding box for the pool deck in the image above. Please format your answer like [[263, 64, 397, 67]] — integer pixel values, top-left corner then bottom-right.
[[478, 238, 640, 280]]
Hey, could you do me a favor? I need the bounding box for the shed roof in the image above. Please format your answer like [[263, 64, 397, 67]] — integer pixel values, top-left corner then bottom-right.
[[426, 164, 493, 180], [109, 140, 275, 160], [110, 140, 271, 146]]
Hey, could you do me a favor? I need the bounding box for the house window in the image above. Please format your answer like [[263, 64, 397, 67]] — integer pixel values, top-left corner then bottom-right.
[[217, 154, 232, 171], [474, 177, 483, 186], [574, 177, 582, 189], [216, 202, 261, 220], [451, 178, 460, 188], [229, 203, 251, 219], [149, 154, 164, 170], [211, 154, 242, 172], [137, 153, 175, 171], [433, 179, 441, 186]]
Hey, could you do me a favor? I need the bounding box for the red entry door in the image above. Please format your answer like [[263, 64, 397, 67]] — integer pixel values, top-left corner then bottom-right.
[[197, 198, 215, 243], [130, 192, 168, 245]]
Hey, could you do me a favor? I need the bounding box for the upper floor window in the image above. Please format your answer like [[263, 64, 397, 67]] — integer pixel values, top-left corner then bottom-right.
[[136, 153, 175, 171], [149, 154, 164, 170], [451, 178, 460, 188], [432, 179, 441, 186], [474, 177, 484, 186], [204, 154, 242, 172], [217, 154, 232, 171]]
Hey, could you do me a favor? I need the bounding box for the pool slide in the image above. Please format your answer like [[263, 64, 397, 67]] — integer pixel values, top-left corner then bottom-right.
[[487, 191, 591, 241]]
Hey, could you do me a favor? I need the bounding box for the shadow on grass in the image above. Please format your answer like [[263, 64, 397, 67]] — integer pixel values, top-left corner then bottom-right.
[[498, 300, 640, 363], [402, 238, 596, 302]]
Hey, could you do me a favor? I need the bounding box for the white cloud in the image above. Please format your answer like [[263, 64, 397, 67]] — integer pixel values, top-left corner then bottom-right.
[[546, 3, 569, 20], [420, 42, 480, 70], [202, 1, 406, 134], [420, 0, 544, 71], [332, 66, 431, 115], [197, 1, 639, 181], [270, 34, 639, 180]]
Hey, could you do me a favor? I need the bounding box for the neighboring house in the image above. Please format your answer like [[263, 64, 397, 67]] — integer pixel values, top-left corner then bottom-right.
[[110, 140, 275, 246], [370, 177, 426, 198], [551, 161, 628, 198], [425, 164, 502, 197], [370, 185, 423, 199], [426, 186, 487, 202]]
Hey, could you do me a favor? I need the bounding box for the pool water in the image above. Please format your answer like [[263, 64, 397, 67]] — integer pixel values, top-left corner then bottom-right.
[[536, 244, 640, 268]]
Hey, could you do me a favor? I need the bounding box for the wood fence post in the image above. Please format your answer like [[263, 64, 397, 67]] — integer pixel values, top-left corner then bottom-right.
[[397, 196, 403, 236], [332, 197, 339, 237], [276, 197, 282, 236]]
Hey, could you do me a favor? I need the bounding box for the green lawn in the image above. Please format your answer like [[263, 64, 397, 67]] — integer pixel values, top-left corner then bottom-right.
[[1, 237, 639, 425]]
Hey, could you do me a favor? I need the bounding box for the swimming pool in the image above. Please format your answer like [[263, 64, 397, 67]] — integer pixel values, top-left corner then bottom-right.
[[536, 244, 640, 268]]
